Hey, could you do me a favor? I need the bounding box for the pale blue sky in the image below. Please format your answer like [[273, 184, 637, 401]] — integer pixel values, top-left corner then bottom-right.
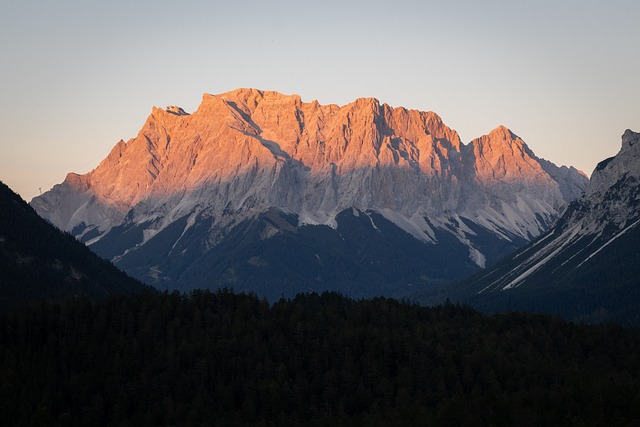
[[1, 0, 639, 201]]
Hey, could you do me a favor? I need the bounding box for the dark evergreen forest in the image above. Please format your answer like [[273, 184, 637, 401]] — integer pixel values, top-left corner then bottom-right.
[[1, 290, 639, 426]]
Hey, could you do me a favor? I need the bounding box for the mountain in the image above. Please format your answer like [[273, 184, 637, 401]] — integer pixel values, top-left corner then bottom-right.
[[431, 130, 640, 326], [0, 180, 149, 311], [30, 89, 588, 299]]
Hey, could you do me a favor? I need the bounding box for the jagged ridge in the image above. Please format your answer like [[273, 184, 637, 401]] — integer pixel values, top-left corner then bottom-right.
[[438, 130, 640, 325], [31, 89, 588, 297]]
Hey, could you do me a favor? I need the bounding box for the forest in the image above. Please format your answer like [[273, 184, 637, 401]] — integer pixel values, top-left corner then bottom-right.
[[1, 289, 640, 426]]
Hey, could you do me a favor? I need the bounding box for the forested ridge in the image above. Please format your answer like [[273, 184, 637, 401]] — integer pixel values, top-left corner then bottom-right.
[[0, 180, 149, 311], [1, 290, 639, 426]]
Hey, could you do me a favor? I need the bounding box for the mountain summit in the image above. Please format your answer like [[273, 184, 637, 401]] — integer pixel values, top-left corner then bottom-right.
[[440, 129, 640, 325], [31, 89, 588, 298]]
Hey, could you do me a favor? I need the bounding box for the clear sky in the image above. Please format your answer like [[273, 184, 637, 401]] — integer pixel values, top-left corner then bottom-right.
[[1, 0, 639, 201]]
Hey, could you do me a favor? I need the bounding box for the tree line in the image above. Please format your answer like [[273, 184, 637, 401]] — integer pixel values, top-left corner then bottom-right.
[[1, 289, 639, 426]]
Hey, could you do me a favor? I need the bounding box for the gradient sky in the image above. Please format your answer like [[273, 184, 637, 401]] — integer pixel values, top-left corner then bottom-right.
[[1, 0, 639, 201]]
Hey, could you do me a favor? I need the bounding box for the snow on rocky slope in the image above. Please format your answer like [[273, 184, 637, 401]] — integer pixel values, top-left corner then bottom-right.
[[470, 129, 640, 293], [433, 130, 640, 325], [31, 89, 588, 297]]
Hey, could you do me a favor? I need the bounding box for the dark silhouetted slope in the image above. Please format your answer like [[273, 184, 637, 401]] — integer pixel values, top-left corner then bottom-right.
[[0, 180, 149, 311]]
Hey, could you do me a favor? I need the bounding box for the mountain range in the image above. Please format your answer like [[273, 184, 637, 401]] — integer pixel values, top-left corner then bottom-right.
[[31, 89, 588, 299], [426, 129, 640, 326]]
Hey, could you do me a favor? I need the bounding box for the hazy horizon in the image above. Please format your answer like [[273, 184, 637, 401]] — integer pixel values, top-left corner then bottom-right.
[[2, 0, 639, 201]]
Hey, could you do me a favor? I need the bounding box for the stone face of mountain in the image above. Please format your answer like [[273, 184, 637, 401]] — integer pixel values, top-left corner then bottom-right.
[[437, 130, 640, 325], [31, 89, 588, 299], [0, 180, 148, 311]]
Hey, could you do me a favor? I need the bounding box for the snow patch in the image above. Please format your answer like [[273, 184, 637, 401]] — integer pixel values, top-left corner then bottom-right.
[[468, 246, 486, 268], [143, 228, 160, 244], [377, 208, 435, 243], [576, 218, 640, 268], [364, 211, 380, 232], [298, 210, 338, 229], [148, 266, 163, 280], [412, 213, 436, 241], [502, 224, 584, 290], [84, 231, 106, 246]]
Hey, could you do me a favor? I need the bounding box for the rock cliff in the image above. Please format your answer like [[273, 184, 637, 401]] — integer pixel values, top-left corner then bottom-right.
[[31, 89, 588, 298]]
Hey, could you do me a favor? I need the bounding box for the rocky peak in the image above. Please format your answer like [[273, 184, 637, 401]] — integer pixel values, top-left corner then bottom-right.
[[488, 124, 516, 139], [586, 129, 640, 201], [470, 126, 542, 183], [166, 105, 189, 116], [351, 97, 381, 111], [218, 88, 303, 113], [29, 88, 594, 296], [32, 88, 588, 253], [622, 128, 640, 148], [440, 129, 640, 324]]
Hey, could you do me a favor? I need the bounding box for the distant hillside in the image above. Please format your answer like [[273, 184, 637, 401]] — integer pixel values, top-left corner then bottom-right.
[[0, 180, 149, 311]]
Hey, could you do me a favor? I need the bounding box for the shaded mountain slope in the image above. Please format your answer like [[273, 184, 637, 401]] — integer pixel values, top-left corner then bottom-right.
[[0, 180, 149, 311]]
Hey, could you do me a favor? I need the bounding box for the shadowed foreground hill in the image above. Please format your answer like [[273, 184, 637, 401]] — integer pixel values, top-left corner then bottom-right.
[[0, 180, 149, 311], [1, 290, 639, 426]]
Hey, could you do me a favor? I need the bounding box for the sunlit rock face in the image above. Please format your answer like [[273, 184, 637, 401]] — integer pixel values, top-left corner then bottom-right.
[[31, 89, 588, 298], [435, 130, 640, 326]]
